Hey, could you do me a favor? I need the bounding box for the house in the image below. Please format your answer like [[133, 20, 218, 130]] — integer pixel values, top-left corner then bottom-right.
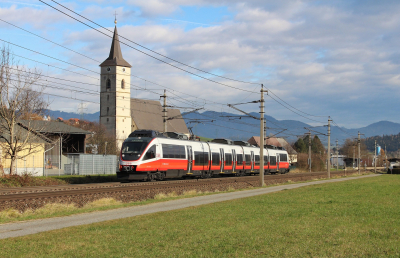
[[247, 136, 298, 164], [0, 122, 46, 176], [15, 120, 91, 176]]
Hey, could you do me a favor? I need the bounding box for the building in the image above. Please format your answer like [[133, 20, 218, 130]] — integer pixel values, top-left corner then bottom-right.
[[99, 19, 188, 147], [1, 120, 92, 176], [0, 122, 45, 176], [247, 136, 298, 164]]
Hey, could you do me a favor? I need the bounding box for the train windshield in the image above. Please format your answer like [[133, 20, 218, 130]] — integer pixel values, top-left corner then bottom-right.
[[121, 139, 151, 161]]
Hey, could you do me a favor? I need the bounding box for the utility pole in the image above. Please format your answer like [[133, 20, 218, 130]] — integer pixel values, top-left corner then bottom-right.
[[353, 145, 356, 169], [358, 132, 361, 174], [385, 144, 387, 170], [327, 118, 331, 178], [264, 120, 267, 140], [374, 140, 377, 173], [336, 139, 339, 170], [260, 84, 267, 187], [161, 90, 167, 133], [308, 131, 311, 173]]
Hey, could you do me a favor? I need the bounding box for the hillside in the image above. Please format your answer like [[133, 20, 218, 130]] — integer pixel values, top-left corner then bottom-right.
[[364, 133, 400, 153], [48, 110, 400, 145]]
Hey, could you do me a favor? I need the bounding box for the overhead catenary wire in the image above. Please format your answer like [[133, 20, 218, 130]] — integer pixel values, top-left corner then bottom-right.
[[46, 0, 261, 86], [2, 16, 326, 123], [1, 15, 329, 131], [38, 0, 257, 94], [0, 18, 99, 63], [44, 0, 328, 120]]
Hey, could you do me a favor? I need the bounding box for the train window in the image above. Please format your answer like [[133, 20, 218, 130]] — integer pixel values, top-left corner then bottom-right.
[[255, 155, 260, 166], [264, 156, 268, 163], [237, 154, 243, 164], [225, 153, 232, 166], [121, 140, 150, 161], [212, 153, 220, 166], [245, 154, 251, 165], [194, 151, 208, 165], [270, 156, 277, 166], [162, 144, 185, 159], [143, 145, 156, 161], [280, 154, 288, 162]]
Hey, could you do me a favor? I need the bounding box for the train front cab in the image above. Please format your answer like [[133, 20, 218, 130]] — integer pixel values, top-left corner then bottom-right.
[[118, 138, 162, 181]]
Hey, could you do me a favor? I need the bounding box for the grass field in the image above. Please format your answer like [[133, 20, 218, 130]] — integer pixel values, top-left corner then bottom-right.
[[1, 175, 399, 257]]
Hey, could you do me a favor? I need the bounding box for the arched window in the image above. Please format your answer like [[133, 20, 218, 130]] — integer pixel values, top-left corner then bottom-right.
[[106, 79, 111, 91], [121, 79, 125, 89]]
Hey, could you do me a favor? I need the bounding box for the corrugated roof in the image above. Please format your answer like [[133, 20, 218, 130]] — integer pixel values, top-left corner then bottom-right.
[[99, 26, 131, 68], [0, 120, 47, 143], [19, 120, 92, 135], [130, 98, 189, 134]]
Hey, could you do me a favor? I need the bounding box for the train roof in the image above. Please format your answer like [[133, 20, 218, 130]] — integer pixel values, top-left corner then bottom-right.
[[211, 138, 234, 145], [128, 130, 166, 138]]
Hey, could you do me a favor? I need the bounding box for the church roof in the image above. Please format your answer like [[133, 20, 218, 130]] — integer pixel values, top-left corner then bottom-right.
[[100, 26, 132, 68], [130, 98, 189, 134]]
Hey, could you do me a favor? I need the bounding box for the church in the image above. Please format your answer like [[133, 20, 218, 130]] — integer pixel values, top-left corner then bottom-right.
[[99, 20, 189, 147]]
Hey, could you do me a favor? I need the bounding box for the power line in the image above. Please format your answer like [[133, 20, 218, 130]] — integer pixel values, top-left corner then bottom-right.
[[267, 94, 326, 124], [47, 0, 261, 86], [39, 0, 257, 93], [0, 38, 99, 75], [2, 17, 326, 123], [0, 18, 99, 63]]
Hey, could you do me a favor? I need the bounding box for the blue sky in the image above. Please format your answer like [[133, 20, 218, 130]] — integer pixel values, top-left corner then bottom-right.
[[1, 0, 400, 133]]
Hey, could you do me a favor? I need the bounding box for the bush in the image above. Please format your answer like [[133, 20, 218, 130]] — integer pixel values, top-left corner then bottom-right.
[[0, 174, 67, 187], [296, 153, 325, 172]]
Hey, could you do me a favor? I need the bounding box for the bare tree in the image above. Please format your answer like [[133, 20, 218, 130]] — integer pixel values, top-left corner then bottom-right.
[[0, 45, 49, 175]]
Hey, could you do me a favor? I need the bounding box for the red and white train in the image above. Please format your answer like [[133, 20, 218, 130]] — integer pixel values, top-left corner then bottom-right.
[[118, 130, 290, 181]]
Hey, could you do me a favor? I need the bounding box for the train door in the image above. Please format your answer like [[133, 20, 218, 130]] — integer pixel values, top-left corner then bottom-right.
[[186, 146, 192, 173], [251, 151, 254, 171], [232, 149, 236, 172], [277, 154, 280, 172], [220, 148, 224, 172]]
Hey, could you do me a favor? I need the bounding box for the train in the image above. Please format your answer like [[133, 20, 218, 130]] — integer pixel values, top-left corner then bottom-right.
[[117, 130, 290, 181]]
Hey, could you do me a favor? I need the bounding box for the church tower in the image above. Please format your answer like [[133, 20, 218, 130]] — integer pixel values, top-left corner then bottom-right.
[[99, 19, 131, 148]]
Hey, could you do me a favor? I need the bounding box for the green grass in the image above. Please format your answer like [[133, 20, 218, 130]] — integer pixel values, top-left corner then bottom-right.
[[1, 175, 399, 257]]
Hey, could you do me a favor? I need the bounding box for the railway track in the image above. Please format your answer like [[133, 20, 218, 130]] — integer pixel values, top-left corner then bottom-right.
[[0, 171, 360, 211], [0, 171, 336, 196]]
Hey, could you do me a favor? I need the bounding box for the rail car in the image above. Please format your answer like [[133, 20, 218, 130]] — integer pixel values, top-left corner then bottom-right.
[[117, 130, 290, 181]]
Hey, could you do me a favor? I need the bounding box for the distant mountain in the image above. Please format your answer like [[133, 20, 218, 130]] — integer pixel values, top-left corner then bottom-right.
[[47, 110, 99, 122], [48, 110, 400, 145]]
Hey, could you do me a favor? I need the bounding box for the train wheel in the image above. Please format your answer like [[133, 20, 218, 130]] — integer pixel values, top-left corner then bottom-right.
[[148, 173, 156, 182], [157, 172, 165, 181]]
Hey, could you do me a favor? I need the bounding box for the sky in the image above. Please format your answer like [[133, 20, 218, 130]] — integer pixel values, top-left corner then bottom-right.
[[0, 0, 399, 130]]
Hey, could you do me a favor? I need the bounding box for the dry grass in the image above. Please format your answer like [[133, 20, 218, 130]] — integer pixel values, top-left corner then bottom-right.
[[154, 191, 179, 199], [84, 198, 122, 208], [0, 203, 78, 219]]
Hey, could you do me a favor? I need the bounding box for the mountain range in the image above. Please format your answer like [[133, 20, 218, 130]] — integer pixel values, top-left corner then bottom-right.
[[47, 110, 400, 145]]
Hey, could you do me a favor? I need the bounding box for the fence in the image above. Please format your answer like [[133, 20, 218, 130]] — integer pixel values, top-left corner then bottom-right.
[[64, 154, 118, 175]]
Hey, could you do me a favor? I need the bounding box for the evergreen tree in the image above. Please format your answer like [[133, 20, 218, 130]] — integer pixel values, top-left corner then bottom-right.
[[294, 138, 307, 153], [311, 135, 325, 154]]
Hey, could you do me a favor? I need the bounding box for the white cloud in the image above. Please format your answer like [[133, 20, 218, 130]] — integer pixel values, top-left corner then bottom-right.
[[4, 0, 400, 128]]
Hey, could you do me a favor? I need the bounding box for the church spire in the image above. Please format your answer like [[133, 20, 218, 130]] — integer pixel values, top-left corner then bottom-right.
[[100, 20, 131, 68]]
